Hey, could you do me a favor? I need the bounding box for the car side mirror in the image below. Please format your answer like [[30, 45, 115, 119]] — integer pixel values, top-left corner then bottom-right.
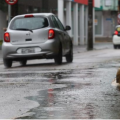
[[65, 26, 71, 31]]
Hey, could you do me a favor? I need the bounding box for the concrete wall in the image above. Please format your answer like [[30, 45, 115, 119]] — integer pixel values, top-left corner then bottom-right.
[[0, 10, 7, 40]]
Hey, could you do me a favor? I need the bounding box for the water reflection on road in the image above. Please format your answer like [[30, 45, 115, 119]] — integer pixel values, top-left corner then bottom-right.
[[13, 66, 120, 119]]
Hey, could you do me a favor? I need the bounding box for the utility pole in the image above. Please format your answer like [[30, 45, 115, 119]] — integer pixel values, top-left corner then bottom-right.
[[8, 5, 11, 23], [87, 0, 93, 50], [119, 0, 120, 12]]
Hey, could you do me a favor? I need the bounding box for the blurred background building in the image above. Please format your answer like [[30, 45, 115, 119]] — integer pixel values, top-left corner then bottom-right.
[[95, 0, 118, 41], [0, 0, 7, 41], [118, 0, 120, 12], [2, 0, 117, 44], [0, 0, 101, 45]]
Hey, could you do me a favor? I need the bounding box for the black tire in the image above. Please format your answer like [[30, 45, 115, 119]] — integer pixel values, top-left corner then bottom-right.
[[3, 59, 12, 68], [118, 45, 120, 49], [54, 44, 62, 65], [114, 45, 117, 49], [66, 44, 73, 63], [20, 60, 27, 66]]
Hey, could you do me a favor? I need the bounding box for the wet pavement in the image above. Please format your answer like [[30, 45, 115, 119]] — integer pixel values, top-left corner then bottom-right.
[[11, 67, 120, 119], [0, 42, 120, 119]]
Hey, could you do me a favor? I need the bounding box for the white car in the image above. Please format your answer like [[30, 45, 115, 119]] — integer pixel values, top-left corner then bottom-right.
[[112, 25, 120, 49], [2, 13, 73, 68]]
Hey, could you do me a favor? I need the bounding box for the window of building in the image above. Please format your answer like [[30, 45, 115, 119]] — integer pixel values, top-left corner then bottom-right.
[[105, 0, 112, 6]]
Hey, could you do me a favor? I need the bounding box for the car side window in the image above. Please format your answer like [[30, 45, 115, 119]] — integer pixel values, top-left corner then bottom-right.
[[54, 16, 65, 31], [51, 16, 59, 29]]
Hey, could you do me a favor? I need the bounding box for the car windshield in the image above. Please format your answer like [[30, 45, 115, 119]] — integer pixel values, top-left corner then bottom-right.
[[10, 16, 49, 30]]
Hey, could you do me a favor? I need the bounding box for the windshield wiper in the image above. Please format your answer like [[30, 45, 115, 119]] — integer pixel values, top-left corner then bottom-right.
[[15, 28, 33, 33]]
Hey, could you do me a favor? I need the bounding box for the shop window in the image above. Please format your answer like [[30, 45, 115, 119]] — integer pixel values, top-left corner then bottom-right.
[[95, 12, 102, 35]]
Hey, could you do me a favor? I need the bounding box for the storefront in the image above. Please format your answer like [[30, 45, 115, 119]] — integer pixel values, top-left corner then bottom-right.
[[10, 0, 91, 45], [12, 0, 57, 17], [95, 0, 118, 39], [0, 0, 100, 45], [95, 11, 103, 36]]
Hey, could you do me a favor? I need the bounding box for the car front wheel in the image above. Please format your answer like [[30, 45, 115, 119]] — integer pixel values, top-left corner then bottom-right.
[[3, 59, 12, 68]]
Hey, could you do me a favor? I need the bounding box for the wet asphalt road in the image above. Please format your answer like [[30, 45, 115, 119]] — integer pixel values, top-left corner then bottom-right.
[[0, 42, 120, 119]]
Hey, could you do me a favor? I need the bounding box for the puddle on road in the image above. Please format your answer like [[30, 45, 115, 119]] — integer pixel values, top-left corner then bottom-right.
[[15, 69, 97, 119], [1, 66, 120, 119], [16, 84, 94, 119]]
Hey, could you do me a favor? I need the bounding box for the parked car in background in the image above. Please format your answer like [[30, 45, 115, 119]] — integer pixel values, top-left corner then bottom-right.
[[2, 13, 73, 68], [112, 25, 120, 49]]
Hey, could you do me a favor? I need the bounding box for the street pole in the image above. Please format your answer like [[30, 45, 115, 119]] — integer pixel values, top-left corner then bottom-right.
[[8, 5, 11, 23], [87, 0, 93, 50], [118, 0, 120, 13]]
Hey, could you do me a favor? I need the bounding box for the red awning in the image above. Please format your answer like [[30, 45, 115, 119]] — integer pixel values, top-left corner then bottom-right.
[[74, 0, 95, 6], [74, 0, 88, 5]]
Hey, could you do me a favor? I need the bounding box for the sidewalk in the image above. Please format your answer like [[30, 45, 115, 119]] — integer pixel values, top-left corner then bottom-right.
[[73, 42, 113, 54], [0, 42, 113, 65]]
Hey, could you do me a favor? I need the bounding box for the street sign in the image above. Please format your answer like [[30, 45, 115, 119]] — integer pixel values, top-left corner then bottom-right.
[[118, 13, 120, 24], [5, 0, 18, 5]]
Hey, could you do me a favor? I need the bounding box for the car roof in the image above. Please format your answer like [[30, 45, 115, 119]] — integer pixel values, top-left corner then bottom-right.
[[14, 13, 54, 18]]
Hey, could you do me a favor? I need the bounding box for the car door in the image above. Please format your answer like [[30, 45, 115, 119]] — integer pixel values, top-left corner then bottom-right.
[[50, 15, 66, 55], [54, 16, 70, 54]]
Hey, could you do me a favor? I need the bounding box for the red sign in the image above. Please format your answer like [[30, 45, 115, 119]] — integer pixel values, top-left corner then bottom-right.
[[5, 0, 18, 5], [74, 0, 88, 5], [118, 13, 120, 25], [74, 0, 95, 6]]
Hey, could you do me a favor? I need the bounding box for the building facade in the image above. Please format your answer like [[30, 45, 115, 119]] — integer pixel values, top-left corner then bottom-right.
[[0, 0, 7, 41], [0, 0, 100, 45], [95, 0, 118, 39]]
